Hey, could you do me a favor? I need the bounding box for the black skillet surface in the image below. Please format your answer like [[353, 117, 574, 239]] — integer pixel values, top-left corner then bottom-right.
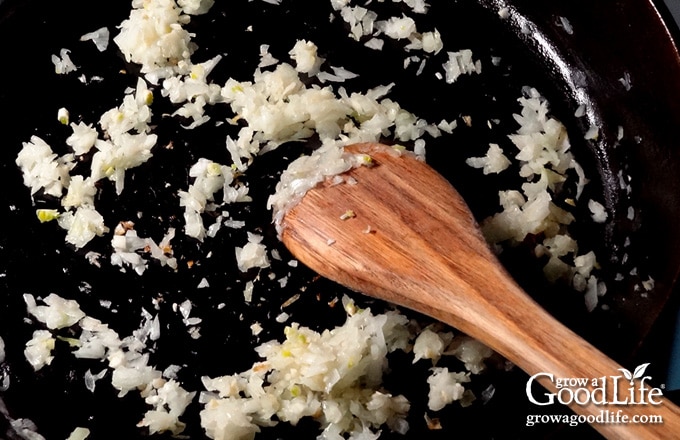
[[1, 1, 680, 439]]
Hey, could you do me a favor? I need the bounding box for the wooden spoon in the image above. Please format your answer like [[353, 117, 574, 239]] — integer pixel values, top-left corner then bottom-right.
[[280, 142, 680, 439]]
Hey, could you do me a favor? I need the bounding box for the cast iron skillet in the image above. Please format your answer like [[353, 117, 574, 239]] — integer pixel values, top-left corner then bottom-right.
[[1, 1, 680, 439]]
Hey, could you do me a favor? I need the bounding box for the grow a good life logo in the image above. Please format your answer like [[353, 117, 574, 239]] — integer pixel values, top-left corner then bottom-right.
[[527, 363, 663, 406], [525, 363, 665, 427]]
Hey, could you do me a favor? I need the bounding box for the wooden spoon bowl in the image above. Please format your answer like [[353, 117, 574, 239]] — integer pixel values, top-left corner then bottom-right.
[[280, 142, 680, 439]]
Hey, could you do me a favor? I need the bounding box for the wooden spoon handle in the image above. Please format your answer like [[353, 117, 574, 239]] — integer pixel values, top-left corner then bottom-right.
[[281, 142, 680, 438], [431, 265, 680, 439]]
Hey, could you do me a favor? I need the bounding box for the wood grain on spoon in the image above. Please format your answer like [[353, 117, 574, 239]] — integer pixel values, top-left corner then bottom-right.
[[280, 142, 680, 439]]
